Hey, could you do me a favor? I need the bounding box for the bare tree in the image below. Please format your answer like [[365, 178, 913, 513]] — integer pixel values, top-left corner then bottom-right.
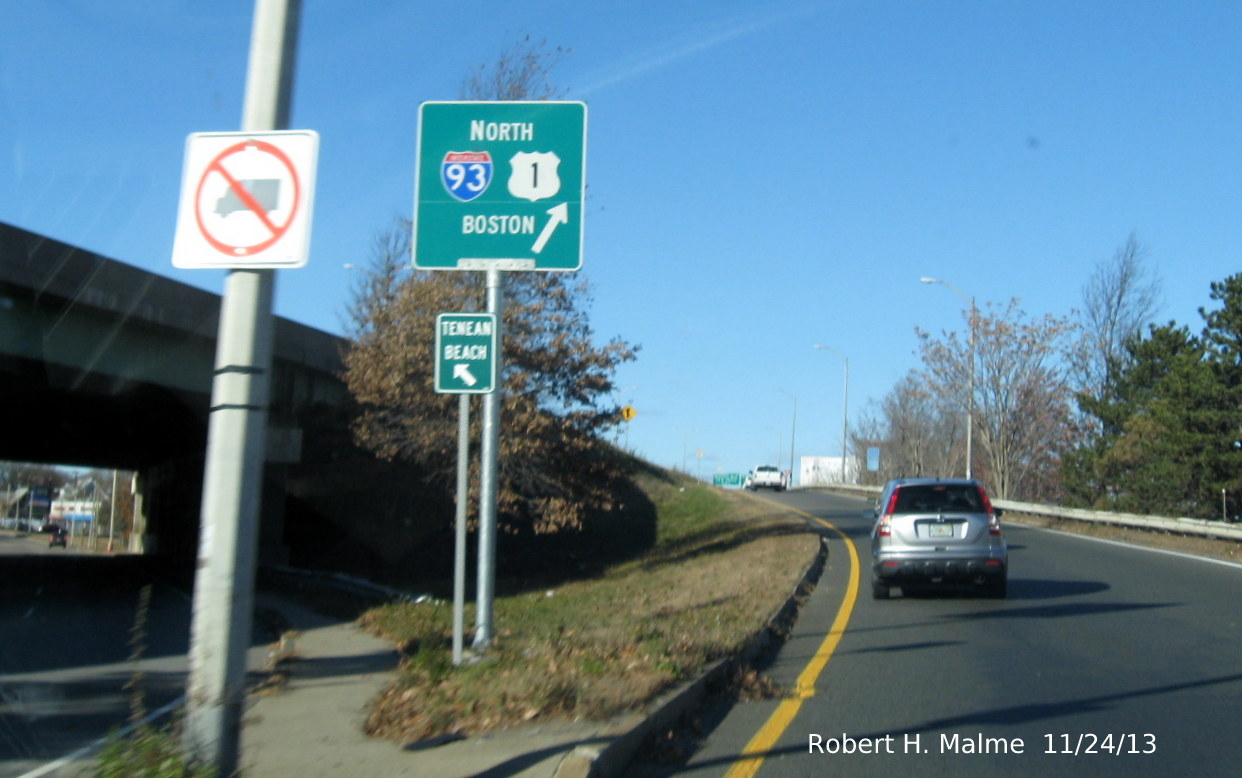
[[847, 410, 886, 486], [460, 35, 569, 101], [852, 372, 964, 483], [918, 299, 1080, 500], [883, 373, 951, 478], [1078, 232, 1162, 400]]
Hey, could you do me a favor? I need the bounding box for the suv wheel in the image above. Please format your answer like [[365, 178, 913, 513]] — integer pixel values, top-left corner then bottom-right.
[[871, 577, 890, 600]]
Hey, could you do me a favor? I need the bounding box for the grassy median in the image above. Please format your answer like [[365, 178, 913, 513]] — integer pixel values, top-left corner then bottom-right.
[[357, 470, 819, 743]]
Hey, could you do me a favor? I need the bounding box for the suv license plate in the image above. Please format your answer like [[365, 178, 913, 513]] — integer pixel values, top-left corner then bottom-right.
[[928, 523, 955, 538]]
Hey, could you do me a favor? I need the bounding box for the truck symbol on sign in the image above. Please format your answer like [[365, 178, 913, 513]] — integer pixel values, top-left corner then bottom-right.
[[215, 179, 280, 217]]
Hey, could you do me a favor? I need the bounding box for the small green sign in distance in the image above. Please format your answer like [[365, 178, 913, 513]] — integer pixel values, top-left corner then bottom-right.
[[414, 101, 587, 271], [435, 312, 497, 394]]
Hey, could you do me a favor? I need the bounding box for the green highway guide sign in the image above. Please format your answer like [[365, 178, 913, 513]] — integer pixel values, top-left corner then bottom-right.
[[435, 313, 497, 394], [414, 101, 587, 271]]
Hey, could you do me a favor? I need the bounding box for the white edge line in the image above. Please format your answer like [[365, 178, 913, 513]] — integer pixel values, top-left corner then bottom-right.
[[1017, 522, 1242, 571], [16, 694, 186, 778], [18, 583, 192, 778]]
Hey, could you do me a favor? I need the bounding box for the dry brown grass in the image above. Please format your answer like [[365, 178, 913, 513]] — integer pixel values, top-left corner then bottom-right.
[[357, 476, 818, 744]]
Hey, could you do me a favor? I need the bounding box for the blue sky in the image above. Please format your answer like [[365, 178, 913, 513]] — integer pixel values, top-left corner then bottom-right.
[[4, 1, 1242, 479]]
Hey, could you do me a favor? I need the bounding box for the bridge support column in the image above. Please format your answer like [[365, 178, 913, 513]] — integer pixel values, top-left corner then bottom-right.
[[130, 470, 150, 555]]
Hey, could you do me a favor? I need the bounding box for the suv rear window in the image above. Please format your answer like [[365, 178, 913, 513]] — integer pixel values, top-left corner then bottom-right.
[[893, 484, 984, 513]]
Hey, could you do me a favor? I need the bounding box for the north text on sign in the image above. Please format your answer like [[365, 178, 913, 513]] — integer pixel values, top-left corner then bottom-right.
[[470, 121, 534, 142]]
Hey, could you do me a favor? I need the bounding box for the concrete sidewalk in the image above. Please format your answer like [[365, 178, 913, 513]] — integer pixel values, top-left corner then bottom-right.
[[240, 594, 632, 778]]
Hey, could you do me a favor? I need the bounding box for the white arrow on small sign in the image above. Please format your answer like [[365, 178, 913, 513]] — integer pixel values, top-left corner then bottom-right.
[[453, 364, 477, 386]]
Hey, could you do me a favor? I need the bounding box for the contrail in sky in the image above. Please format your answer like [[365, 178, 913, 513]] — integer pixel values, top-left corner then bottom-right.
[[574, 5, 821, 96]]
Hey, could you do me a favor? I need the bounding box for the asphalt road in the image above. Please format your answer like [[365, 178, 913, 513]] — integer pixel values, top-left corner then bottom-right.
[[6, 492, 1241, 778], [655, 489, 1242, 778], [0, 534, 192, 778]]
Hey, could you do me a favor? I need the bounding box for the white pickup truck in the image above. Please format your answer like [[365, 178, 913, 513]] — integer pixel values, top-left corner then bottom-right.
[[745, 465, 786, 491]]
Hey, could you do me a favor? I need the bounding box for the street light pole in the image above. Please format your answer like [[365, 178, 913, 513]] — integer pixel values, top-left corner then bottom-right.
[[920, 277, 975, 480], [813, 345, 849, 483], [790, 395, 797, 486], [779, 390, 797, 487]]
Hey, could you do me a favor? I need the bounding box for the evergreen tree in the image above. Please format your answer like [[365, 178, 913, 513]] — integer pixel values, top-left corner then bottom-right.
[[1090, 324, 1209, 514], [1067, 273, 1242, 518]]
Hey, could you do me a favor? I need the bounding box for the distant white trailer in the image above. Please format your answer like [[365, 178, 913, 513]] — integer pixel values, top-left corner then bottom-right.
[[800, 456, 856, 486]]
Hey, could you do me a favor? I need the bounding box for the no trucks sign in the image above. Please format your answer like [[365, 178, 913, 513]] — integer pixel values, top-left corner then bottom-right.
[[172, 130, 319, 269]]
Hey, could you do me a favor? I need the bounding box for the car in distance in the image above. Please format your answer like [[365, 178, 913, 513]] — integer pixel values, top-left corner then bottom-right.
[[745, 465, 786, 491], [870, 478, 1007, 599], [48, 525, 68, 548]]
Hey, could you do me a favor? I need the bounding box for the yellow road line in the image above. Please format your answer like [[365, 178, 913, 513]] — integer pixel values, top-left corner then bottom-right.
[[724, 507, 860, 778]]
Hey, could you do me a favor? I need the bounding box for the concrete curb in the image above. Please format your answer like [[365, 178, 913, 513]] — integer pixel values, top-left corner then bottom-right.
[[261, 563, 434, 603], [565, 534, 831, 778]]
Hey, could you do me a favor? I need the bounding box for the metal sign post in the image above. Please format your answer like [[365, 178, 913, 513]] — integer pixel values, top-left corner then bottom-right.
[[475, 271, 503, 649], [434, 312, 498, 661], [453, 393, 470, 665], [412, 100, 587, 651]]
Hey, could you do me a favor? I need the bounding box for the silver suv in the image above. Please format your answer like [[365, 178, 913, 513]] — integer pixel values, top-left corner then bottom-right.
[[870, 478, 1007, 599]]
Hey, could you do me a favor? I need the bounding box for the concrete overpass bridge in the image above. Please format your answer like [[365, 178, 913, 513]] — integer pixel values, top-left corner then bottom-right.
[[1, 221, 353, 565]]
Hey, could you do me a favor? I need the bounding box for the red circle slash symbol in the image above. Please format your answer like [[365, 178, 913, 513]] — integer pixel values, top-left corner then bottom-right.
[[194, 139, 302, 257]]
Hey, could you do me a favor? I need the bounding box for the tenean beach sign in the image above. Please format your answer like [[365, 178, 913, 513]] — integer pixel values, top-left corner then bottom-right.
[[413, 101, 587, 271], [435, 312, 498, 394]]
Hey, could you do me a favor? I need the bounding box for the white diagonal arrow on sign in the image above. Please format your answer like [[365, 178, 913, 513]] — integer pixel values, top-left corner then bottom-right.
[[531, 202, 568, 254], [453, 364, 477, 386]]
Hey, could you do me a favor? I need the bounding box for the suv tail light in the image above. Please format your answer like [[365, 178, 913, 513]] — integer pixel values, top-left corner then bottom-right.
[[978, 486, 1003, 536], [977, 486, 994, 514], [877, 489, 900, 537]]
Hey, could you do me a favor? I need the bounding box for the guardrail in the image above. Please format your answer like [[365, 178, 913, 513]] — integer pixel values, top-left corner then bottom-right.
[[803, 484, 1242, 543], [1, 518, 43, 532]]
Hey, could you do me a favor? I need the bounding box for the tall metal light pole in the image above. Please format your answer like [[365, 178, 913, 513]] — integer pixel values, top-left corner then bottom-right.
[[779, 390, 797, 486], [920, 277, 975, 480], [789, 395, 797, 486], [812, 345, 849, 483]]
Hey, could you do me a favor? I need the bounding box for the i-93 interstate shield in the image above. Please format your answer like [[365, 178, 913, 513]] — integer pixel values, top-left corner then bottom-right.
[[441, 151, 493, 202]]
